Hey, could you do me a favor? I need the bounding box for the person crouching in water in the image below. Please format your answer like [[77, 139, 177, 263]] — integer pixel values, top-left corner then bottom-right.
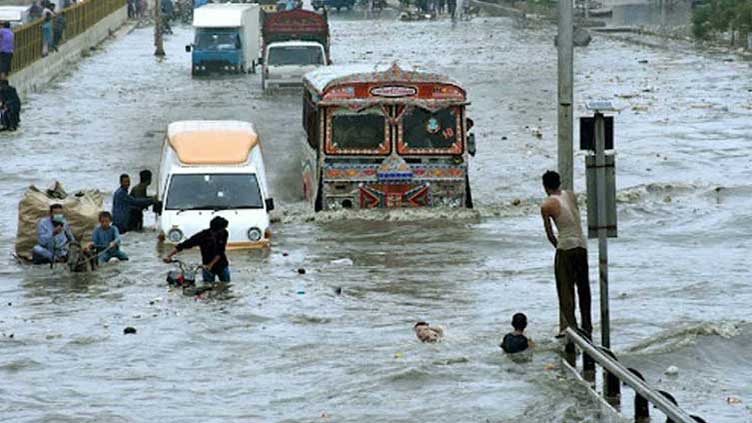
[[500, 313, 535, 354], [89, 211, 128, 264], [414, 321, 444, 343], [163, 216, 230, 283], [32, 203, 76, 264]]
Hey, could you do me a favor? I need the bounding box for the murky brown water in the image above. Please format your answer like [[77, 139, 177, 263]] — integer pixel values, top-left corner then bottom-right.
[[0, 11, 750, 422]]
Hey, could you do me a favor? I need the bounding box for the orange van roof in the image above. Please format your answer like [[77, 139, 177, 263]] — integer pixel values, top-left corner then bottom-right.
[[166, 121, 258, 165]]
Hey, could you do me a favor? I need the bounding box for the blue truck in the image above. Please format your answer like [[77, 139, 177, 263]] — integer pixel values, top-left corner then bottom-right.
[[185, 3, 261, 75]]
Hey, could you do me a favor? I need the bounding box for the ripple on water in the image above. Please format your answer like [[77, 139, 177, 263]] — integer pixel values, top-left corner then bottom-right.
[[0, 357, 42, 372]]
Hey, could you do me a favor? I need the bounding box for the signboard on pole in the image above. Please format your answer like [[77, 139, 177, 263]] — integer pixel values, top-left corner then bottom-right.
[[585, 154, 617, 239]]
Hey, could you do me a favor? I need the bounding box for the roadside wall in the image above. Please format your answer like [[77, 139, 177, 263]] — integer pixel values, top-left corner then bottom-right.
[[9, 2, 128, 97]]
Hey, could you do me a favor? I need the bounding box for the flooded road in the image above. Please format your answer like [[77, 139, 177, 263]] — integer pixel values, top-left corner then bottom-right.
[[1, 12, 751, 422]]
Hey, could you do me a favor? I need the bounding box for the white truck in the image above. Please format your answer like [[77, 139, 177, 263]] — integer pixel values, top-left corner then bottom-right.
[[260, 9, 330, 91], [0, 6, 32, 27], [185, 4, 261, 75]]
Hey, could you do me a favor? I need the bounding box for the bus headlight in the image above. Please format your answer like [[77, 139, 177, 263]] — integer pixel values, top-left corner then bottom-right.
[[247, 227, 262, 242], [167, 228, 183, 243]]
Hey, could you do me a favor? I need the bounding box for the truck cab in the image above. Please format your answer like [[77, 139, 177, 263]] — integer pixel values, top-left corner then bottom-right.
[[186, 4, 261, 75], [0, 6, 32, 27], [260, 9, 330, 92], [262, 41, 327, 91]]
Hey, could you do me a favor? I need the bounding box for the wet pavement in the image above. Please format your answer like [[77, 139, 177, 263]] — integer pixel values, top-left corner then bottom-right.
[[1, 11, 751, 422]]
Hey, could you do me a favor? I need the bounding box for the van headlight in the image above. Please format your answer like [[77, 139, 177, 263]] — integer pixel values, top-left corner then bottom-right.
[[247, 227, 262, 242], [167, 228, 184, 243]]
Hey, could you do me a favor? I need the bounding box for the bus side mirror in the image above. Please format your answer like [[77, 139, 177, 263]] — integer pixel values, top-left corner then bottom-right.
[[265, 198, 275, 211], [258, 57, 264, 65], [467, 133, 476, 157], [185, 44, 192, 53]]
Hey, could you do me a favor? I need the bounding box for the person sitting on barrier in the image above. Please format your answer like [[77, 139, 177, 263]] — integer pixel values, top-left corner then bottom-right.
[[41, 14, 53, 57], [89, 211, 128, 264], [414, 321, 444, 343], [500, 313, 535, 354], [163, 216, 231, 283], [32, 203, 76, 264]]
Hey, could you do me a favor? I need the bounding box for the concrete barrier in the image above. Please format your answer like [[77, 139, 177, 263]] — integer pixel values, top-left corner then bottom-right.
[[9, 6, 128, 97]]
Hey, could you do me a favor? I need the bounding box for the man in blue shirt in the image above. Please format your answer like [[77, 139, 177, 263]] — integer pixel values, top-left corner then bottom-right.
[[0, 21, 14, 79], [32, 203, 76, 264], [112, 174, 154, 234], [91, 211, 128, 263]]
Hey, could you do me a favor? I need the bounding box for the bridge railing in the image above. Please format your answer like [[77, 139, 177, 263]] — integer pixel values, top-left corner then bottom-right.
[[564, 327, 707, 423], [11, 0, 127, 74]]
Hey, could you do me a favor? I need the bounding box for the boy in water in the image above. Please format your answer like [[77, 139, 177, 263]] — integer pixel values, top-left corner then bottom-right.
[[90, 211, 128, 264], [500, 313, 535, 354], [414, 321, 444, 343]]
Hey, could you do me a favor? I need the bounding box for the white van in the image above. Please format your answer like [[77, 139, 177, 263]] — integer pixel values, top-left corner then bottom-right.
[[158, 121, 274, 249], [262, 40, 327, 91]]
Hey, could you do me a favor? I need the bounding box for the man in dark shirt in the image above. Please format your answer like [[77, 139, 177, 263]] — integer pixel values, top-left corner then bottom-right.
[[500, 313, 534, 354], [128, 170, 153, 232], [163, 216, 230, 283], [0, 79, 21, 131]]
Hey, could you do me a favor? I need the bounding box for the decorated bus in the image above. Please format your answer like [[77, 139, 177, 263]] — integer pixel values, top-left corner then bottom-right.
[[300, 63, 476, 211]]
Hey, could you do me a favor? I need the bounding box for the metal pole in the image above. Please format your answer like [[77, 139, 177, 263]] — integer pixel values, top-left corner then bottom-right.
[[154, 0, 165, 56], [594, 112, 609, 349], [565, 328, 698, 423], [557, 0, 574, 190]]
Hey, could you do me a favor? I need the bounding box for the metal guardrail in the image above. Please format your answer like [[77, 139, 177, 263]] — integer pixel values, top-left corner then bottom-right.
[[10, 0, 126, 74], [564, 327, 708, 423]]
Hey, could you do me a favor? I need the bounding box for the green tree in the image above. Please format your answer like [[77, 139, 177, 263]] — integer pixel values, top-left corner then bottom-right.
[[692, 0, 752, 45]]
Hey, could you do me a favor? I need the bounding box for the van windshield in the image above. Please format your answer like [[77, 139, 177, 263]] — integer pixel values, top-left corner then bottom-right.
[[166, 173, 263, 210], [195, 29, 240, 51], [267, 45, 324, 66]]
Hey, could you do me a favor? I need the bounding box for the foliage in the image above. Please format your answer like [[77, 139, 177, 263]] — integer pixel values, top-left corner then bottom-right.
[[692, 0, 752, 42]]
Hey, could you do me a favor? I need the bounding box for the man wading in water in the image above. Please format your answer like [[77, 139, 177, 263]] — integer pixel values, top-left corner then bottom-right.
[[540, 170, 592, 338]]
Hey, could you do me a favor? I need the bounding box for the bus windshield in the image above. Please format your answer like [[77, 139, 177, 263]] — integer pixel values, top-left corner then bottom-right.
[[267, 45, 324, 66], [195, 29, 241, 51], [166, 173, 263, 210], [329, 108, 387, 154], [401, 107, 461, 153]]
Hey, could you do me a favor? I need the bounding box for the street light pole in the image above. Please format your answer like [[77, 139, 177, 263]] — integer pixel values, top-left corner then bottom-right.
[[154, 0, 165, 56], [557, 0, 574, 190]]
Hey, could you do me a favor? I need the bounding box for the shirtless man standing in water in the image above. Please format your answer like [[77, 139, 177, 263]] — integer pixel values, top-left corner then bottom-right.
[[540, 171, 593, 338]]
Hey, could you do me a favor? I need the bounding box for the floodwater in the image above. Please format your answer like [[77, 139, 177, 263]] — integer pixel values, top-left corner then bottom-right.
[[1, 11, 751, 423]]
